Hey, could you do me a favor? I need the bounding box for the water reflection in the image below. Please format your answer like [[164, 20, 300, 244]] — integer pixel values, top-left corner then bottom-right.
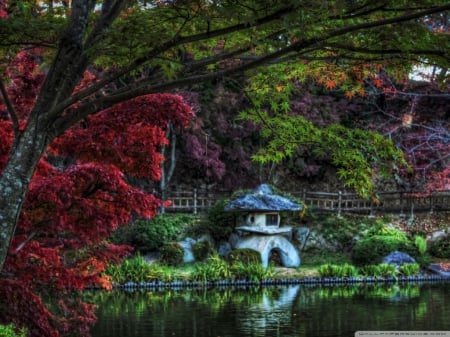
[[89, 283, 450, 337]]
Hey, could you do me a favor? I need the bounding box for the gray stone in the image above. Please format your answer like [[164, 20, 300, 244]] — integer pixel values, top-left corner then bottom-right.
[[178, 238, 196, 263], [382, 251, 416, 267], [294, 227, 310, 250], [235, 234, 301, 268], [217, 241, 232, 258], [427, 228, 449, 243]]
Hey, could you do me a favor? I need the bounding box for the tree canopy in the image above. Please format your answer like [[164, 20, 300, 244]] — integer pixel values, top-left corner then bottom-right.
[[0, 1, 449, 335]]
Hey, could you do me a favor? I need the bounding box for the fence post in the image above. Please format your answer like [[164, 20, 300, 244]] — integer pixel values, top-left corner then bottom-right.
[[193, 188, 197, 215], [337, 191, 342, 217]]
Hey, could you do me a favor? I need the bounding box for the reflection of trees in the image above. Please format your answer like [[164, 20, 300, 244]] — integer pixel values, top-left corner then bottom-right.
[[90, 283, 450, 337]]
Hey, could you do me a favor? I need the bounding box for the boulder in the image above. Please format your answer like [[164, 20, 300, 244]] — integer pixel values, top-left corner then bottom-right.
[[178, 238, 196, 263], [294, 227, 310, 250], [234, 234, 301, 268], [382, 251, 416, 267]]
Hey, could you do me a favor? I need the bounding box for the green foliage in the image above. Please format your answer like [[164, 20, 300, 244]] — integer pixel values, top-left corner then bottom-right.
[[317, 263, 358, 278], [0, 324, 27, 337], [243, 106, 408, 199], [231, 261, 274, 282], [352, 235, 414, 266], [365, 220, 409, 240], [429, 237, 450, 258], [375, 263, 398, 278], [111, 214, 195, 253], [105, 255, 184, 283], [414, 236, 428, 255], [192, 241, 213, 261], [359, 263, 398, 278], [159, 242, 184, 267], [228, 248, 262, 265], [399, 263, 421, 276], [193, 254, 233, 282], [105, 254, 153, 283], [205, 199, 236, 242]]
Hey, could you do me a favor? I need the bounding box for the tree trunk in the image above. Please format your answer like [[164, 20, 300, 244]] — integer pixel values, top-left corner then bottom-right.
[[0, 125, 48, 271]]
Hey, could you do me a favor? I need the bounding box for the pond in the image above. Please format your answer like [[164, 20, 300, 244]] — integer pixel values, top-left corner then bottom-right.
[[89, 282, 450, 337]]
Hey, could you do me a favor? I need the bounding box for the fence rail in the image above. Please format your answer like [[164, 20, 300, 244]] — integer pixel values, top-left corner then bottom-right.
[[164, 189, 450, 215]]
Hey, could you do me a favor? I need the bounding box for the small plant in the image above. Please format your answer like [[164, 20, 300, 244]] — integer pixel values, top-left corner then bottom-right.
[[317, 263, 358, 278], [193, 254, 232, 282], [231, 261, 274, 282], [359, 265, 380, 277], [414, 236, 427, 255], [399, 263, 420, 276], [376, 263, 397, 278], [105, 254, 152, 283], [0, 324, 27, 337]]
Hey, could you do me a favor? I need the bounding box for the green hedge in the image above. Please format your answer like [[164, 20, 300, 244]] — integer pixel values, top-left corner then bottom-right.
[[352, 235, 415, 266]]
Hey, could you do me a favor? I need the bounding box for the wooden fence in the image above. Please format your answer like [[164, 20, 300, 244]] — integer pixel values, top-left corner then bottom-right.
[[164, 189, 450, 215]]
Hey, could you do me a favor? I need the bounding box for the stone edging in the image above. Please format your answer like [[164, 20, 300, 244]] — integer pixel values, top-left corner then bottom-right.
[[109, 274, 450, 290]]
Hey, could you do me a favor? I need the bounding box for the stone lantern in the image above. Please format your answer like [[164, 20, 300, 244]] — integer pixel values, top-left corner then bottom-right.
[[225, 184, 302, 268]]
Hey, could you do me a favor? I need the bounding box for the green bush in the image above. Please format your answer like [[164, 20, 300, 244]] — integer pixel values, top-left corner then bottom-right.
[[159, 242, 184, 267], [352, 235, 414, 266], [205, 199, 236, 242], [192, 241, 213, 261], [429, 237, 450, 258], [228, 248, 261, 265], [0, 325, 27, 337], [111, 214, 194, 253]]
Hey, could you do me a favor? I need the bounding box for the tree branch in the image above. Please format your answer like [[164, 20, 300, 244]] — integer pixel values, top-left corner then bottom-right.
[[0, 77, 19, 133]]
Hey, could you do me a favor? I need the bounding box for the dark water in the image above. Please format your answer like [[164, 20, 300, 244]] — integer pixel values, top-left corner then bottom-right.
[[89, 282, 450, 337]]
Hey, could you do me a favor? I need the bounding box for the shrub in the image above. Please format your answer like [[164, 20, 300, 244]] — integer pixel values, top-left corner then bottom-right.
[[429, 237, 450, 258], [365, 221, 408, 240], [159, 242, 184, 267], [228, 248, 261, 265], [111, 214, 194, 253], [351, 235, 414, 266], [0, 324, 27, 337], [206, 199, 236, 242], [192, 241, 213, 261]]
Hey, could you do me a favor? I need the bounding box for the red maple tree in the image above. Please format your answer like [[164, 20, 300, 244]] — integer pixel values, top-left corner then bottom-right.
[[0, 50, 193, 336]]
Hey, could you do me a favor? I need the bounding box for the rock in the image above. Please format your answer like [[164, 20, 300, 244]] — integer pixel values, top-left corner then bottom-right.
[[427, 228, 450, 243], [294, 227, 310, 250], [218, 241, 232, 258], [178, 238, 196, 263], [382, 251, 416, 267], [234, 234, 301, 268]]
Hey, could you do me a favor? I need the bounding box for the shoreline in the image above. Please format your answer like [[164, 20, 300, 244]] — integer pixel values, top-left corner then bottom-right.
[[104, 272, 450, 291]]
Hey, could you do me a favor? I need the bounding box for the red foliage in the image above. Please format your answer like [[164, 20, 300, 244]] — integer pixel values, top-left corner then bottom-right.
[[0, 50, 193, 336]]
